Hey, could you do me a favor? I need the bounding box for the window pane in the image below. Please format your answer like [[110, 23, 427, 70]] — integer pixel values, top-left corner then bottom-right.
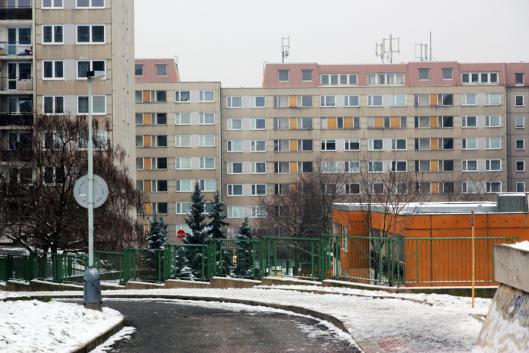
[[54, 26, 63, 42], [92, 26, 104, 42], [77, 26, 90, 42]]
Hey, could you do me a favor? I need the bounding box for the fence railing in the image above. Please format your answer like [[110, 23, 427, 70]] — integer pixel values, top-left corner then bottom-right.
[[0, 235, 518, 287]]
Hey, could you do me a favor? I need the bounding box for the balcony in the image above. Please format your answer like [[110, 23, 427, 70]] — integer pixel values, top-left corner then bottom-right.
[[0, 0, 32, 20], [0, 41, 32, 59], [0, 113, 32, 126]]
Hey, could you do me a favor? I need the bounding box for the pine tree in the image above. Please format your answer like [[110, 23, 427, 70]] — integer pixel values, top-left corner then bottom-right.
[[236, 218, 258, 277], [206, 193, 229, 239], [184, 181, 207, 244], [146, 216, 168, 249]]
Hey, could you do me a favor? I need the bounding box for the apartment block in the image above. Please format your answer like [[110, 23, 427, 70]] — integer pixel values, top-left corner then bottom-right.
[[135, 59, 222, 236], [136, 59, 529, 238], [0, 0, 136, 175]]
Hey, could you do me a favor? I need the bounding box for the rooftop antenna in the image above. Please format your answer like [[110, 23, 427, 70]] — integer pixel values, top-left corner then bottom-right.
[[375, 34, 400, 63], [415, 43, 429, 61], [281, 36, 290, 63], [429, 31, 432, 61]]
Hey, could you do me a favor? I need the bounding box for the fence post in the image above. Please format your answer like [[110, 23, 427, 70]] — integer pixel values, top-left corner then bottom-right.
[[388, 237, 393, 286], [121, 249, 130, 284]]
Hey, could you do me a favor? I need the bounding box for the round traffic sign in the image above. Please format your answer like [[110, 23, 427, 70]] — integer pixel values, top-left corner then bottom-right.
[[176, 230, 186, 239], [74, 175, 109, 209]]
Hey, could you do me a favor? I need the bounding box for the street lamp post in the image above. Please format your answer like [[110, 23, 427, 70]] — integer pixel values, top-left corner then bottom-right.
[[83, 70, 105, 310]]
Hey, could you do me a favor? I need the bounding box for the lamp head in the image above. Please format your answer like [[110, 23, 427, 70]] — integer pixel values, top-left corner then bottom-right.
[[86, 70, 105, 80]]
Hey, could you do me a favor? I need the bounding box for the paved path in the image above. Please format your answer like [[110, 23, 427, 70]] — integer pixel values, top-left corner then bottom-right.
[[99, 299, 360, 353]]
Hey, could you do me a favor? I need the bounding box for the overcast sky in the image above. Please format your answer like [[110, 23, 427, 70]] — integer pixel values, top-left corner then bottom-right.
[[134, 0, 529, 87]]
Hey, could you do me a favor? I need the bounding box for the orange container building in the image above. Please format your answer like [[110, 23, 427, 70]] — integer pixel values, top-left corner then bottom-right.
[[331, 194, 529, 287]]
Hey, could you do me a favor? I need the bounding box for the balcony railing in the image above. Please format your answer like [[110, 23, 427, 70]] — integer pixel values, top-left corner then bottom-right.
[[0, 113, 33, 126], [0, 6, 32, 20], [0, 41, 32, 57]]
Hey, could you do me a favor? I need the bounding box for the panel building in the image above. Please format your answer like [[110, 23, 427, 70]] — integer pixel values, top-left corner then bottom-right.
[[135, 59, 529, 239]]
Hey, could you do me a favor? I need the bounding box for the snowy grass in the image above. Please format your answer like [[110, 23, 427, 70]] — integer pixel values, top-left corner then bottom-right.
[[0, 286, 491, 352], [0, 299, 122, 353]]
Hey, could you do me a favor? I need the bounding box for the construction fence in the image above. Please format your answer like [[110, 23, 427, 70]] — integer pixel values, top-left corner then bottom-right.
[[0, 235, 518, 287]]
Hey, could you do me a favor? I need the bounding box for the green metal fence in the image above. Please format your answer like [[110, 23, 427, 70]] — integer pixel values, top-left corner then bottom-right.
[[164, 244, 208, 281]]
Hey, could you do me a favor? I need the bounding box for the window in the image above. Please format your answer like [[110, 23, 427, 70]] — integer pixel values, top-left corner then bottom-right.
[[442, 68, 453, 80], [199, 112, 215, 125], [516, 160, 525, 172], [228, 118, 242, 130], [462, 182, 480, 194], [299, 139, 313, 151], [486, 94, 501, 106], [515, 73, 525, 85], [302, 69, 313, 81], [156, 158, 167, 170], [252, 162, 266, 174], [135, 136, 143, 147], [175, 91, 190, 102], [368, 139, 384, 151], [414, 116, 430, 128], [155, 64, 167, 76], [76, 25, 105, 43], [153, 180, 168, 192], [175, 158, 192, 170], [175, 112, 191, 125], [415, 138, 430, 150], [367, 95, 383, 106], [135, 158, 143, 170], [175, 135, 191, 148], [176, 202, 192, 214], [227, 140, 242, 152], [42, 0, 63, 8], [416, 182, 431, 194], [461, 93, 477, 105], [462, 138, 477, 150], [392, 160, 407, 172], [486, 137, 501, 149], [345, 161, 360, 173], [462, 72, 498, 84], [345, 139, 360, 151], [251, 184, 267, 196], [227, 206, 244, 219], [462, 116, 477, 128], [441, 182, 454, 194], [344, 95, 359, 107], [44, 166, 65, 185], [516, 182, 526, 192], [199, 135, 215, 147], [135, 91, 142, 103], [274, 162, 290, 174], [226, 96, 242, 108], [415, 160, 430, 172], [76, 0, 105, 8], [298, 161, 313, 173], [462, 160, 478, 172], [368, 161, 384, 173], [154, 113, 167, 125], [154, 135, 167, 147], [297, 117, 312, 129], [278, 69, 289, 81], [320, 96, 336, 107], [345, 183, 360, 195], [321, 161, 338, 173], [441, 138, 453, 150], [392, 139, 407, 150], [77, 96, 106, 114], [320, 74, 357, 86], [228, 163, 243, 174], [274, 184, 289, 196], [43, 60, 63, 79], [321, 139, 336, 151], [324, 184, 336, 195], [439, 94, 454, 106], [77, 60, 105, 79], [274, 139, 289, 152], [367, 72, 405, 85], [273, 117, 289, 130], [251, 118, 266, 130], [199, 179, 216, 192], [440, 160, 454, 172], [371, 183, 384, 194], [485, 115, 501, 127], [418, 68, 430, 80], [516, 139, 525, 150], [135, 64, 143, 76], [515, 95, 524, 107], [439, 116, 453, 128], [251, 140, 266, 152], [200, 90, 215, 102], [227, 184, 243, 196], [200, 157, 215, 169], [414, 94, 429, 106], [43, 96, 64, 114], [43, 25, 63, 44], [485, 159, 502, 171], [254, 96, 266, 107], [393, 95, 406, 106], [176, 180, 193, 192], [515, 116, 525, 129]]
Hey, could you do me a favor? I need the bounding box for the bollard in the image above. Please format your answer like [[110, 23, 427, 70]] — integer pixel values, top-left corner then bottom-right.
[[84, 267, 102, 311]]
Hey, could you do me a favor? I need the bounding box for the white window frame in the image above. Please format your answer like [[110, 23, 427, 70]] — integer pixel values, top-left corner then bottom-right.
[[486, 93, 501, 106], [228, 118, 242, 130], [42, 0, 64, 9], [227, 184, 243, 196], [76, 24, 106, 44], [77, 95, 106, 115], [227, 140, 242, 152], [367, 95, 383, 107], [175, 202, 192, 215], [515, 139, 525, 150], [320, 95, 336, 107], [251, 184, 267, 196], [344, 95, 359, 107], [251, 140, 266, 152], [254, 96, 266, 108], [228, 162, 243, 174], [514, 116, 525, 129], [76, 60, 106, 80], [199, 157, 215, 169], [485, 137, 502, 150], [175, 135, 191, 148], [485, 115, 501, 128], [175, 112, 191, 125], [516, 182, 526, 192], [76, 0, 105, 8], [461, 93, 477, 106], [226, 96, 242, 108], [199, 135, 215, 148], [175, 158, 192, 170], [252, 162, 266, 174], [462, 137, 478, 150], [321, 139, 336, 151], [462, 116, 477, 128], [485, 159, 502, 172], [42, 96, 64, 115], [199, 112, 215, 125], [516, 160, 526, 172], [175, 91, 191, 103], [462, 160, 478, 172], [42, 25, 63, 44], [251, 118, 266, 130], [515, 95, 525, 107], [199, 90, 215, 102], [42, 60, 64, 80], [344, 139, 360, 151]]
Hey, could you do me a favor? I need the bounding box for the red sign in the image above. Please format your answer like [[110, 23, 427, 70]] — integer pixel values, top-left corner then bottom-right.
[[176, 230, 186, 239]]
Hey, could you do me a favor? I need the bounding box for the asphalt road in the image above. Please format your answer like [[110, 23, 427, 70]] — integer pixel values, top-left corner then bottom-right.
[[99, 299, 360, 353]]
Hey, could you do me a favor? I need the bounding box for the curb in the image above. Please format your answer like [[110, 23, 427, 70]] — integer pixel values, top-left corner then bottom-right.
[[71, 317, 124, 353], [3, 293, 362, 352]]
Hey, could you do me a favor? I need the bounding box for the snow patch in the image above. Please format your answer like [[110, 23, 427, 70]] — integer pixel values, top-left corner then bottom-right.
[[509, 241, 529, 252], [90, 326, 135, 353]]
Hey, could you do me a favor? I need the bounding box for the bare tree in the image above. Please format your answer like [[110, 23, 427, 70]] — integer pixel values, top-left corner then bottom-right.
[[0, 115, 143, 254]]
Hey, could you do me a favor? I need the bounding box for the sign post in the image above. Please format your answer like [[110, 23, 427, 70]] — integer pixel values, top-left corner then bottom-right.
[[471, 210, 476, 308]]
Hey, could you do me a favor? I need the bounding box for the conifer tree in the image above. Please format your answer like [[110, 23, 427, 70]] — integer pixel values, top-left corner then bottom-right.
[[236, 218, 258, 277], [146, 215, 168, 249], [184, 181, 207, 244], [206, 193, 229, 239]]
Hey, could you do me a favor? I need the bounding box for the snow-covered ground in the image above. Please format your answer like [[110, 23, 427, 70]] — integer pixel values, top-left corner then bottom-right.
[[0, 299, 122, 353], [1, 286, 489, 353]]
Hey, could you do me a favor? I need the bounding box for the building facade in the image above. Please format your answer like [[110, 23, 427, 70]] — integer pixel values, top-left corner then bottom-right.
[[0, 0, 136, 175], [136, 59, 529, 240]]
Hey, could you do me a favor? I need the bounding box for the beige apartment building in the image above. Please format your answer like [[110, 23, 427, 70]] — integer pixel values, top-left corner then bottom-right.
[[0, 0, 136, 175], [136, 59, 529, 239]]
